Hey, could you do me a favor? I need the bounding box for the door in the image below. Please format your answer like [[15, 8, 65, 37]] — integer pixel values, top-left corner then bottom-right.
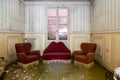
[[47, 7, 69, 47]]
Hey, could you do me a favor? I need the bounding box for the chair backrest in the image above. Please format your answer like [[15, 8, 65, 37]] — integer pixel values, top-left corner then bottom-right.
[[81, 43, 97, 55], [15, 43, 32, 53], [43, 41, 71, 53]]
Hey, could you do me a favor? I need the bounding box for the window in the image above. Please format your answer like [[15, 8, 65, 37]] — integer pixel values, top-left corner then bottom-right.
[[47, 8, 68, 40]]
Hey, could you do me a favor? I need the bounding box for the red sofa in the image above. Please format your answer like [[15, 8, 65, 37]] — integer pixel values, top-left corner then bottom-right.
[[43, 42, 71, 63]]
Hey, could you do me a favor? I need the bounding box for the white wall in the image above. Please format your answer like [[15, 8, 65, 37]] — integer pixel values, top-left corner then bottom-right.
[[0, 0, 25, 33], [25, 1, 91, 53], [0, 0, 25, 62], [25, 1, 90, 33], [91, 0, 120, 33], [91, 0, 120, 71]]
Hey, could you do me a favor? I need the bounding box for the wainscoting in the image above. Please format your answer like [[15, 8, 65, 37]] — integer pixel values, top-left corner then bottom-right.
[[1, 32, 120, 72], [25, 33, 90, 55], [25, 34, 46, 55], [91, 32, 120, 72], [0, 32, 24, 63], [70, 33, 90, 52]]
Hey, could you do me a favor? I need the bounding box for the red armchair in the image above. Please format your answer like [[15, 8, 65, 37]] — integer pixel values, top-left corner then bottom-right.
[[72, 43, 97, 68], [15, 43, 40, 68]]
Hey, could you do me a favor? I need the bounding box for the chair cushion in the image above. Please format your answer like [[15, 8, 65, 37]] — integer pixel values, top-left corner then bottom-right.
[[43, 52, 71, 60], [23, 55, 39, 64], [74, 55, 87, 64]]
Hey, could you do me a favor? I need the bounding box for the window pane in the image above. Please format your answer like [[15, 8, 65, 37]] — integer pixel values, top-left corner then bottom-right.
[[48, 9, 56, 16], [59, 9, 67, 17], [48, 25, 56, 28], [59, 27, 67, 33], [59, 18, 67, 24], [48, 27, 56, 40], [59, 32, 67, 40], [48, 18, 56, 25], [59, 25, 67, 28], [47, 8, 68, 41]]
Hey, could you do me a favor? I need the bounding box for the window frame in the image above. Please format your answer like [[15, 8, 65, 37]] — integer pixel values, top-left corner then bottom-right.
[[47, 7, 69, 41]]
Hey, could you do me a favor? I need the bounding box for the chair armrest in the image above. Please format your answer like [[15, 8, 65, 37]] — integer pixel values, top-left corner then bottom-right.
[[72, 51, 83, 56], [86, 53, 95, 63], [17, 53, 27, 61], [29, 50, 41, 56]]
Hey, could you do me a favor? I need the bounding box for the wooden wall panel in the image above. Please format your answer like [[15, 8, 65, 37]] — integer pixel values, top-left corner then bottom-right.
[[0, 33, 24, 63], [91, 33, 120, 71], [91, 35, 104, 64], [70, 34, 90, 52], [7, 35, 23, 62], [104, 35, 111, 65], [25, 34, 46, 55], [114, 34, 120, 67], [0, 34, 5, 58], [92, 36, 103, 57]]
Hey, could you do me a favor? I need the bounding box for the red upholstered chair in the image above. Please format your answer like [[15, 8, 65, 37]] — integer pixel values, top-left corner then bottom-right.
[[15, 43, 40, 68], [43, 42, 71, 64], [72, 43, 97, 68]]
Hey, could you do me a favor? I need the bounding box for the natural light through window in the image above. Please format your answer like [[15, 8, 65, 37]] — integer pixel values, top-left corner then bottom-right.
[[47, 8, 68, 40]]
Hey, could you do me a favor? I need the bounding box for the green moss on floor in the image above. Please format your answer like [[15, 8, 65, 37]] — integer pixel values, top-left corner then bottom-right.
[[2, 61, 113, 80]]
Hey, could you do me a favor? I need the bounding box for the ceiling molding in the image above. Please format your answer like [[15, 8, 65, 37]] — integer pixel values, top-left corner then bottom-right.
[[24, 0, 90, 2], [25, 1, 90, 5]]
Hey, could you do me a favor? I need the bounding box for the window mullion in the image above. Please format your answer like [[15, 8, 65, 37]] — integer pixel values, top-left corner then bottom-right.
[[56, 7, 59, 41]]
